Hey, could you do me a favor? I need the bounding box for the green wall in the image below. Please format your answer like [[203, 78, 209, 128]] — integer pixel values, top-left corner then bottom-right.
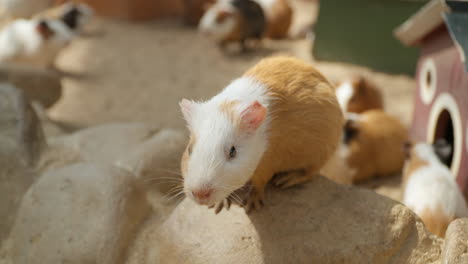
[[313, 0, 428, 75]]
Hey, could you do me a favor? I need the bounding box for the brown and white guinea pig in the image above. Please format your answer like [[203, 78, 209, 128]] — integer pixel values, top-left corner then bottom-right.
[[34, 2, 94, 34], [333, 110, 408, 183], [182, 0, 216, 26], [179, 56, 343, 213], [0, 0, 54, 20], [402, 141, 468, 238], [198, 0, 267, 51], [0, 18, 75, 68], [335, 76, 384, 114], [256, 0, 292, 39]]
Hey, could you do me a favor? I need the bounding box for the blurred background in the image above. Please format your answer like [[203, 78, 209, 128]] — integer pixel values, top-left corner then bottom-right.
[[2, 0, 468, 262]]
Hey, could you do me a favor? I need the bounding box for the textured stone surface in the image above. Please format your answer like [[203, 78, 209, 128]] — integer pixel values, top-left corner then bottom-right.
[[0, 122, 187, 264], [442, 218, 468, 263], [0, 65, 62, 108], [1, 163, 150, 264], [128, 176, 443, 264], [0, 84, 45, 241]]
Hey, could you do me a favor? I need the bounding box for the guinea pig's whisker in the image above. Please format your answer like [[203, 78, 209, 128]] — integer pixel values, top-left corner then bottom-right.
[[167, 190, 186, 203], [151, 169, 184, 177], [162, 186, 184, 200], [143, 175, 184, 183]]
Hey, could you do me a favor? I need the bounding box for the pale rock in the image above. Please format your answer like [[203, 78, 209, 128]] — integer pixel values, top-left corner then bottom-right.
[[441, 218, 468, 263], [3, 163, 150, 264], [0, 64, 62, 108], [0, 83, 45, 241], [128, 176, 443, 264]]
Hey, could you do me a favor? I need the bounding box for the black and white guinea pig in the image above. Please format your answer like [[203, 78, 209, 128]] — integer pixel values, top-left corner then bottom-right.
[[199, 0, 266, 51], [34, 2, 94, 34], [0, 18, 75, 68]]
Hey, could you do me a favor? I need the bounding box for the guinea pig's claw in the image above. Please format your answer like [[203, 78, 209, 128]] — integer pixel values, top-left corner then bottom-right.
[[243, 190, 264, 213], [212, 198, 232, 214]]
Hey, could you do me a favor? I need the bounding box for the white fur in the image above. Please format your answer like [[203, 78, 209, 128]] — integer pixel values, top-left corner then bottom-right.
[[0, 18, 75, 67], [255, 0, 276, 10], [321, 143, 355, 184], [183, 76, 271, 205], [336, 81, 354, 112], [198, 1, 237, 41], [403, 143, 468, 219], [0, 0, 53, 18]]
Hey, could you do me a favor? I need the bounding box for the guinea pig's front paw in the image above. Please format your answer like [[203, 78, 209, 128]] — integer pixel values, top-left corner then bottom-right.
[[243, 188, 264, 213], [208, 198, 231, 214]]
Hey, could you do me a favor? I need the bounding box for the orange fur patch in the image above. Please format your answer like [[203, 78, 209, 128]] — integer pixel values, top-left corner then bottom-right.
[[402, 146, 429, 188], [243, 56, 344, 193], [264, 0, 292, 39], [419, 205, 454, 238], [344, 76, 384, 114], [346, 110, 408, 182], [219, 100, 240, 123]]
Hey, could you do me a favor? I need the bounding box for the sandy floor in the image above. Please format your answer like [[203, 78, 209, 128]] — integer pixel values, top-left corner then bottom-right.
[[46, 0, 415, 202]]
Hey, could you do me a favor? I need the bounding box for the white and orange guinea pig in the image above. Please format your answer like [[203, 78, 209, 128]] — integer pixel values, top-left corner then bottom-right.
[[0, 18, 74, 68], [179, 56, 343, 213], [402, 142, 468, 238], [335, 76, 384, 114], [321, 110, 407, 184]]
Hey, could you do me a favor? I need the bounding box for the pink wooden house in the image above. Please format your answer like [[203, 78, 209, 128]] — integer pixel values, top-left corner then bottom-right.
[[395, 0, 468, 198]]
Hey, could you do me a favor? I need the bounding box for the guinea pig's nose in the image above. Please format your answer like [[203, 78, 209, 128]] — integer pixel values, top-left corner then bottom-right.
[[192, 188, 213, 201]]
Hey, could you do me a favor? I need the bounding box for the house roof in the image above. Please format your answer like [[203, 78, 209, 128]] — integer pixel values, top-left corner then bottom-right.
[[394, 0, 468, 71], [394, 0, 449, 46]]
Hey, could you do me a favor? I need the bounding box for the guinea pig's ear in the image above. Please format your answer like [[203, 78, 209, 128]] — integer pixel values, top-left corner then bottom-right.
[[36, 20, 54, 39], [179, 99, 198, 127], [240, 101, 266, 134], [216, 10, 233, 24], [343, 119, 359, 144]]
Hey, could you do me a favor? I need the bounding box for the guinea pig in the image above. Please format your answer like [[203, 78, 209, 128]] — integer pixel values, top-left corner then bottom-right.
[[34, 2, 94, 34], [0, 18, 75, 68], [179, 56, 343, 213], [335, 110, 408, 183], [198, 0, 267, 51], [256, 0, 292, 39], [402, 142, 468, 238], [0, 0, 54, 19], [182, 0, 216, 26], [335, 76, 384, 114]]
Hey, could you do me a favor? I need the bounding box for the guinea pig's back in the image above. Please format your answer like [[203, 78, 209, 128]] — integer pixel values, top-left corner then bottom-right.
[[244, 56, 343, 171], [363, 110, 407, 176]]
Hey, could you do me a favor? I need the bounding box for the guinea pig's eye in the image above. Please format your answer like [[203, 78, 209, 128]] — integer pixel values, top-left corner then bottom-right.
[[187, 144, 193, 156], [228, 146, 237, 159]]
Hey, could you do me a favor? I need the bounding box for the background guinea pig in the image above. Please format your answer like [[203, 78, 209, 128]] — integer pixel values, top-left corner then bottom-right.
[[0, 18, 75, 68], [256, 0, 292, 39], [198, 0, 266, 51], [402, 142, 468, 238], [332, 110, 408, 183], [34, 2, 94, 34], [335, 76, 384, 114]]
